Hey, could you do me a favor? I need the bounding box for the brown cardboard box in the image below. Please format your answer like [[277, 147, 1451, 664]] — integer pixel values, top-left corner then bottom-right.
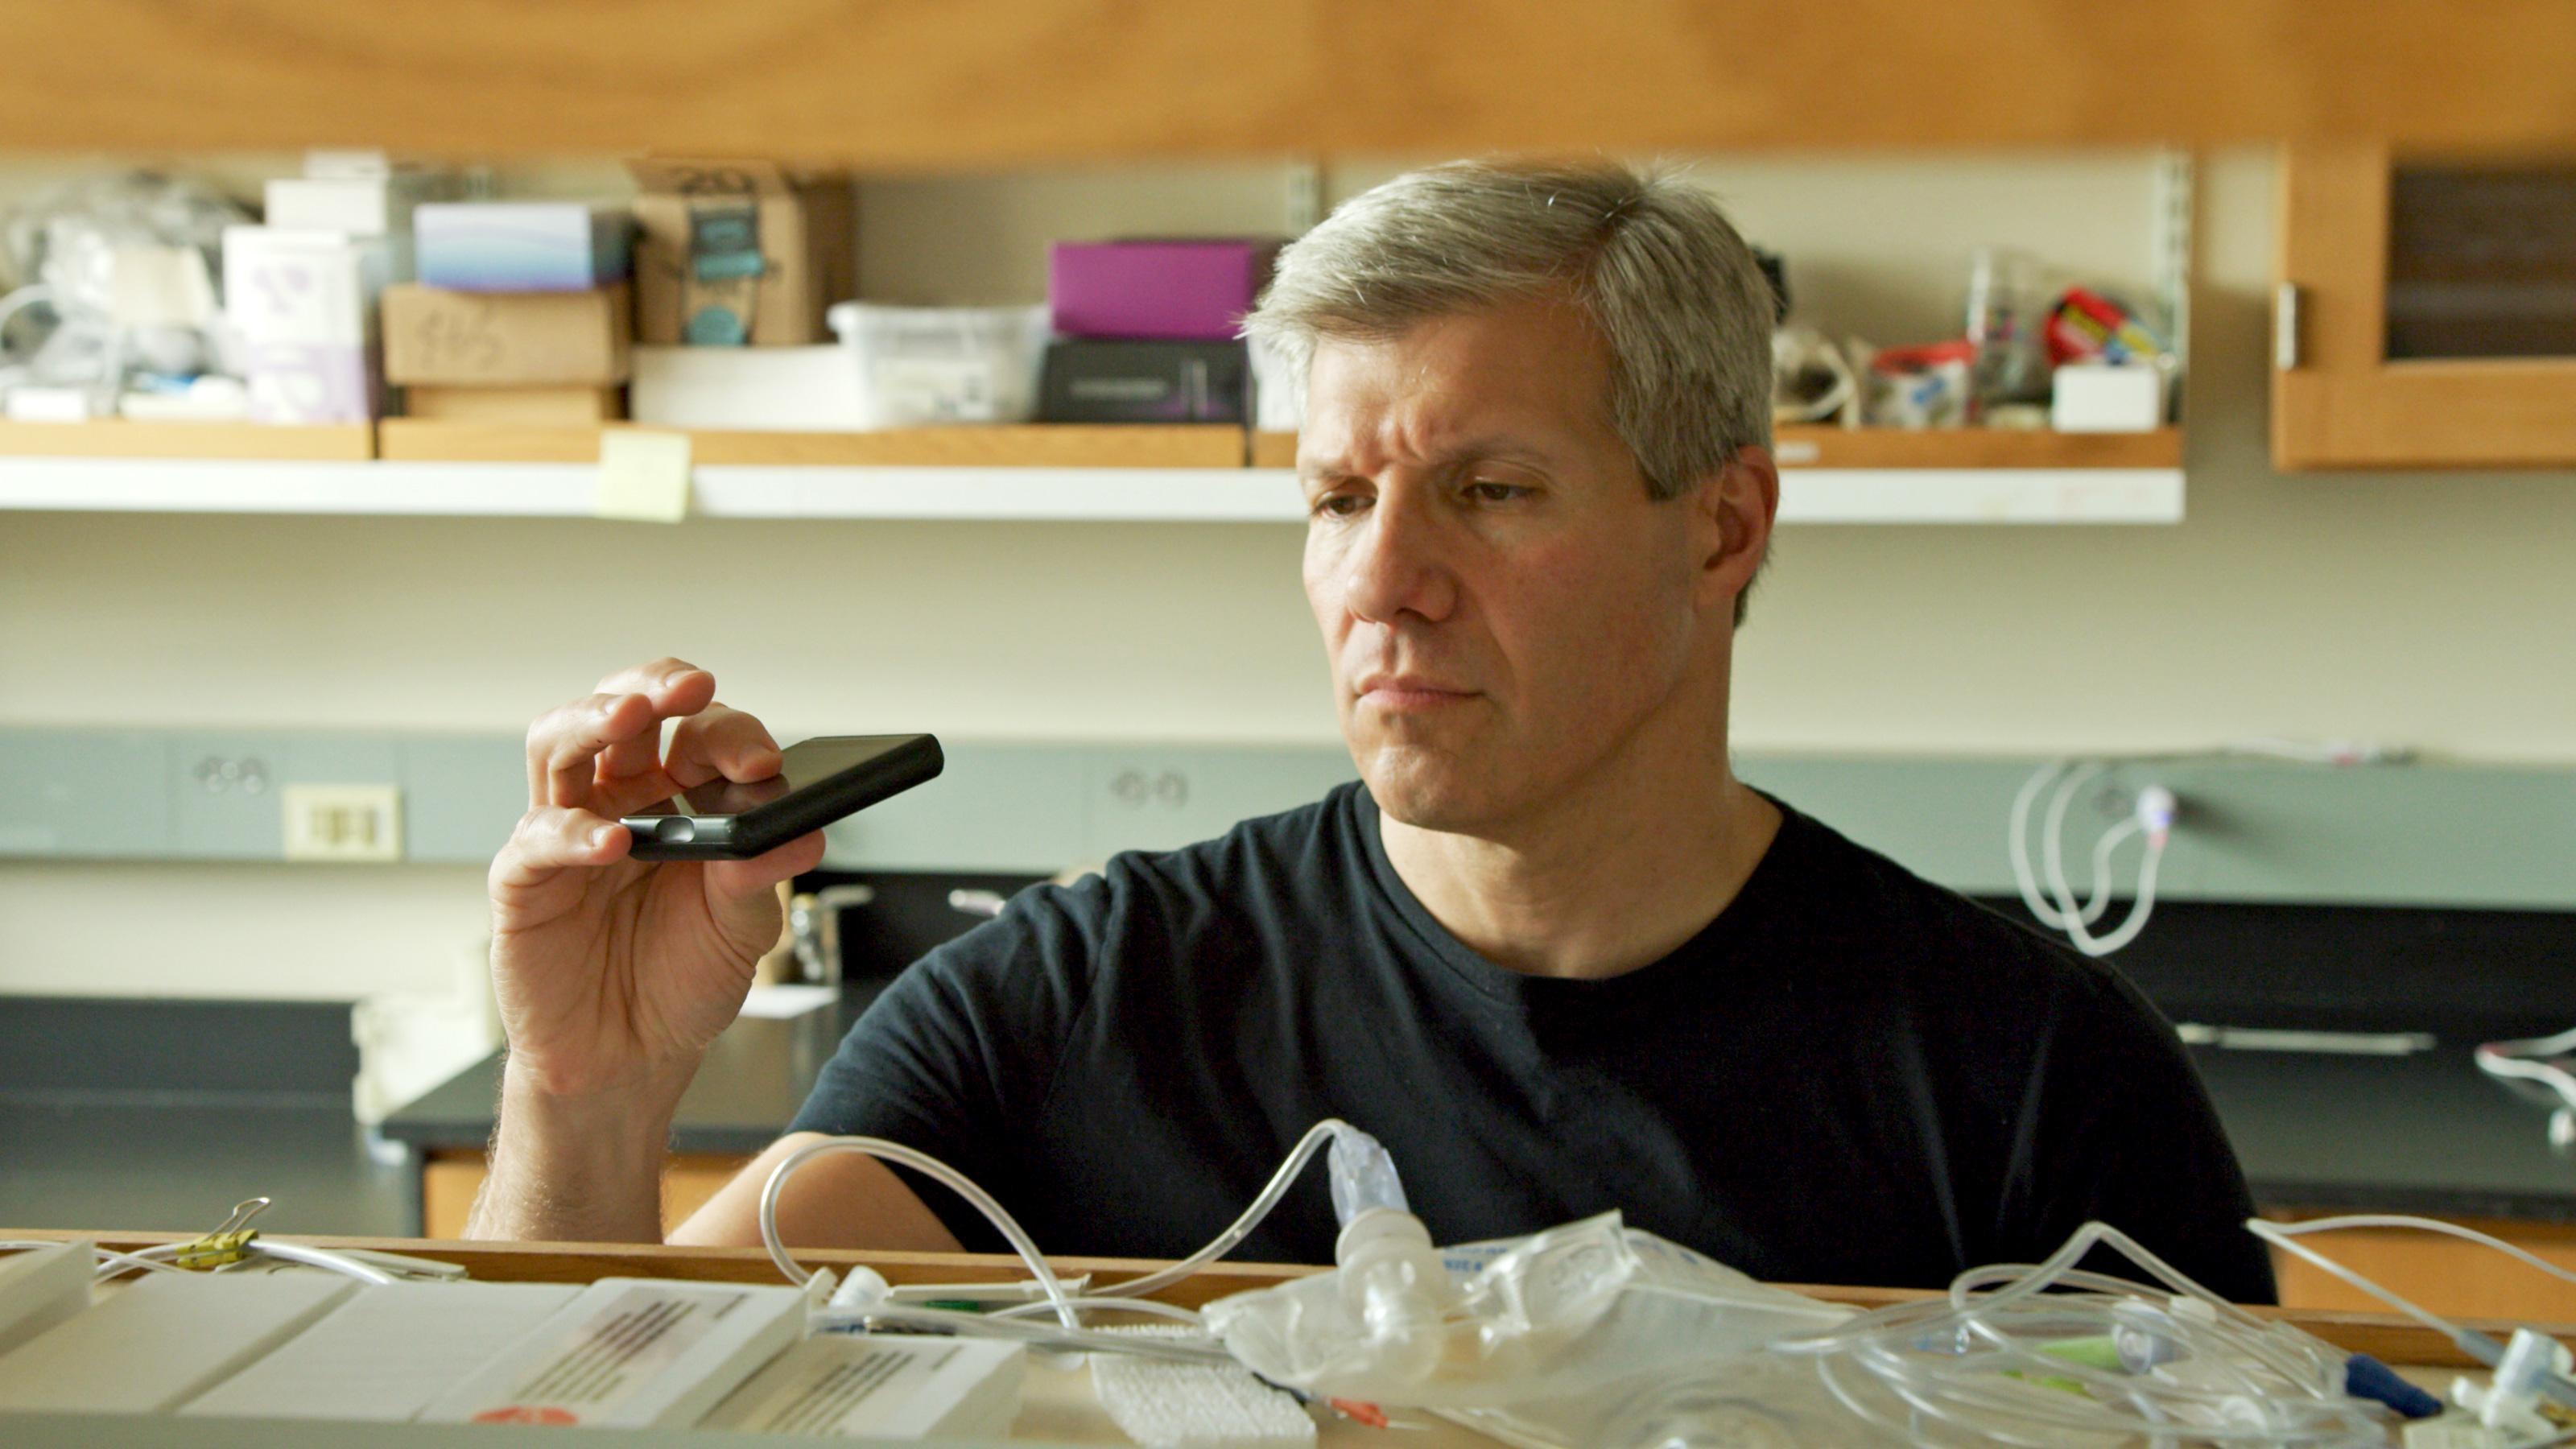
[[382, 283, 632, 386], [629, 159, 855, 347], [402, 384, 625, 423]]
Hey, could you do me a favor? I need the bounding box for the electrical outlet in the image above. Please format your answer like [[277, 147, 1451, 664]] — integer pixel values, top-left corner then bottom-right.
[[281, 784, 403, 862]]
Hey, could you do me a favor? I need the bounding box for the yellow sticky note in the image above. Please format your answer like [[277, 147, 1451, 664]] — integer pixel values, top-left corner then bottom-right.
[[596, 429, 692, 523]]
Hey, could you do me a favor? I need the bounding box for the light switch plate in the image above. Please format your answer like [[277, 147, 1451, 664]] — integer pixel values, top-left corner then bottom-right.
[[281, 783, 404, 862]]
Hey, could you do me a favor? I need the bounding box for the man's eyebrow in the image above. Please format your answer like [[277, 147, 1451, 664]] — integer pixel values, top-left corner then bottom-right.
[[1300, 436, 1563, 481]]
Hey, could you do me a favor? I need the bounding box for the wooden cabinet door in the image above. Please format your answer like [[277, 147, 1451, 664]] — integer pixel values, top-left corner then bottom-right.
[[2274, 146, 2576, 469]]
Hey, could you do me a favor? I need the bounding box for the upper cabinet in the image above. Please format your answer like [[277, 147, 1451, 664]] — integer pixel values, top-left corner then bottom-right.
[[2274, 147, 2576, 469]]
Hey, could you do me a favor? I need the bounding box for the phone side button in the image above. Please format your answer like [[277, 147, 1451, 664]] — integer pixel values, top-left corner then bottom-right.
[[653, 818, 696, 844]]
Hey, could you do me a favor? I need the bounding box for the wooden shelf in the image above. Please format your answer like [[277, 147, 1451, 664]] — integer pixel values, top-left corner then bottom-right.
[[10, 2, 2576, 161], [0, 455, 2182, 524], [1770, 425, 2182, 470], [1251, 427, 2182, 472], [379, 420, 1248, 468], [0, 419, 373, 461]]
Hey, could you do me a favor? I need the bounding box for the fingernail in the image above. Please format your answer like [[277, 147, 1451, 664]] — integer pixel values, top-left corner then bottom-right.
[[589, 826, 615, 848]]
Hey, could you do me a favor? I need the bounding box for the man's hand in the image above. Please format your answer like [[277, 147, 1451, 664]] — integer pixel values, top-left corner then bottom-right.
[[468, 658, 825, 1241]]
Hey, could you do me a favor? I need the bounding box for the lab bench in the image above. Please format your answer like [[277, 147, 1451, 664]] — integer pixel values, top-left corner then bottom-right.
[[0, 997, 414, 1239]]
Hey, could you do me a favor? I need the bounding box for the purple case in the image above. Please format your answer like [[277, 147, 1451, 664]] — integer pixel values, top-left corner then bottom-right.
[[1048, 239, 1282, 341]]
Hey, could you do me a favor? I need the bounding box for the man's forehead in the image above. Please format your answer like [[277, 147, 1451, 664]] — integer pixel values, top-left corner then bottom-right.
[[1301, 303, 1611, 472]]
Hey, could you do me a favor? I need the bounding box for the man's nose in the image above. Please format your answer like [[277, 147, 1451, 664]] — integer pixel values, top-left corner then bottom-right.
[[1340, 485, 1458, 626]]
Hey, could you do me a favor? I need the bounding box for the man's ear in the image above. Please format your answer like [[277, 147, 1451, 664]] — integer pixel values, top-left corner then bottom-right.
[[1690, 445, 1779, 613]]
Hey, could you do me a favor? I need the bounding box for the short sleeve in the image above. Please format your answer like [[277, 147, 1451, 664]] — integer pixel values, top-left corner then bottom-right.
[[2011, 972, 2279, 1305], [784, 873, 1111, 1247]]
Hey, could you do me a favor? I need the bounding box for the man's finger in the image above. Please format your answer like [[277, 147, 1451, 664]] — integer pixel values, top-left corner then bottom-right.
[[704, 830, 828, 914], [594, 657, 716, 708], [490, 806, 629, 890], [526, 691, 655, 809], [665, 704, 784, 791], [592, 662, 718, 782]]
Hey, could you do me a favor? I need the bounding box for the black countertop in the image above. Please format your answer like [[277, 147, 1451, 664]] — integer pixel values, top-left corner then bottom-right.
[[0, 998, 417, 1238], [2195, 1040, 2576, 1220], [378, 994, 868, 1158]]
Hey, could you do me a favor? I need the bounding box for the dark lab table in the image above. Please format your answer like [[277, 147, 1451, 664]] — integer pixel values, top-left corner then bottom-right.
[[0, 997, 415, 1238], [2194, 1038, 2576, 1220], [379, 989, 874, 1162]]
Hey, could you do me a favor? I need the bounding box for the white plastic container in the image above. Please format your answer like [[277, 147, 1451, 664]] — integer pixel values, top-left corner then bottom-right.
[[629, 345, 865, 431], [826, 302, 1049, 428]]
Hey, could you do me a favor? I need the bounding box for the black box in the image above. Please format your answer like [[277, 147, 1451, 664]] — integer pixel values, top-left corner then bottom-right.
[[1038, 338, 1250, 423]]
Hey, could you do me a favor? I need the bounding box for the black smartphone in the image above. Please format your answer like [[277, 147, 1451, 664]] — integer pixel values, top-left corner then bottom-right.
[[621, 734, 943, 861]]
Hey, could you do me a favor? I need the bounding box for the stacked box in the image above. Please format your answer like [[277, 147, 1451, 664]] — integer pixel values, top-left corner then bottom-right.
[[223, 225, 395, 425], [1038, 238, 1281, 423], [388, 203, 636, 420], [629, 159, 856, 348]]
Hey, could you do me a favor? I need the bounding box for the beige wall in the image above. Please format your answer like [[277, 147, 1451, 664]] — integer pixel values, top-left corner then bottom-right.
[[2, 148, 2571, 1000]]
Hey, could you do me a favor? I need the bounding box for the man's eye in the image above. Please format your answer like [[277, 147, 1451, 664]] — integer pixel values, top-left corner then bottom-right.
[[1311, 492, 1368, 518], [1466, 481, 1529, 503]]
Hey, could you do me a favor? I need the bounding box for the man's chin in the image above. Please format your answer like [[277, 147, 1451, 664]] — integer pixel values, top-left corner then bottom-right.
[[1353, 744, 1501, 836]]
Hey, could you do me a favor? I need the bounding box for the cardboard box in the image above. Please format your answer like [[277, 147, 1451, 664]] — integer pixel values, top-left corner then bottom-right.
[[415, 202, 633, 292], [403, 383, 625, 424], [382, 283, 631, 386], [629, 159, 855, 346], [1049, 238, 1280, 341]]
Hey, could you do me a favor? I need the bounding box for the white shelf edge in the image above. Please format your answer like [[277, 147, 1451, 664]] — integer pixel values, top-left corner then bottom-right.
[[0, 458, 2183, 526]]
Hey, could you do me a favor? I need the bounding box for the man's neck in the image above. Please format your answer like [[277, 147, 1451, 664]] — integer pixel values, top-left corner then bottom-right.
[[1377, 748, 1783, 981]]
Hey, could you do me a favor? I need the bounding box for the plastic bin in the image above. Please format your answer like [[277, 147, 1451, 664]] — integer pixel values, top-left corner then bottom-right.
[[825, 302, 1050, 428]]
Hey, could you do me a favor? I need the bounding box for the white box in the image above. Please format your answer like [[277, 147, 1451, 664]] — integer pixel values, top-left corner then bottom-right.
[[264, 176, 433, 238], [698, 1335, 1026, 1439], [222, 226, 393, 346], [417, 1277, 804, 1429], [0, 1271, 357, 1413], [185, 1282, 580, 1422], [630, 345, 865, 431], [2050, 361, 2167, 433], [224, 226, 393, 422]]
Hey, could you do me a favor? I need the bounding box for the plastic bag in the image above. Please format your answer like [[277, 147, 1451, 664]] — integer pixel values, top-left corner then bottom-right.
[[1451, 1350, 1913, 1449], [1202, 1211, 1853, 1410]]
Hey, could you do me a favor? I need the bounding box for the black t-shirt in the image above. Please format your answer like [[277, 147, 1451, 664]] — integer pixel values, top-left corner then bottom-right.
[[788, 783, 2276, 1302]]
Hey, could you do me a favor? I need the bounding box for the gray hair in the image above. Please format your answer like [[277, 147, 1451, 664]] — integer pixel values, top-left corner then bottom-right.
[[1245, 159, 1776, 621]]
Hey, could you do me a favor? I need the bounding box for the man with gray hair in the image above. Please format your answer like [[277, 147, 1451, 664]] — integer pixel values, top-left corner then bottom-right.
[[475, 159, 2273, 1302]]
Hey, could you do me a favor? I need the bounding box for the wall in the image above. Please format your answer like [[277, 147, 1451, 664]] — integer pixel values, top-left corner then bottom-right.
[[2, 149, 2571, 1001]]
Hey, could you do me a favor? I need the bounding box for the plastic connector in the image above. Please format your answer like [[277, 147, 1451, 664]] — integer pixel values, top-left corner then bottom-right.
[[1334, 1208, 1457, 1389], [1327, 1125, 1408, 1225], [2135, 784, 2179, 839]]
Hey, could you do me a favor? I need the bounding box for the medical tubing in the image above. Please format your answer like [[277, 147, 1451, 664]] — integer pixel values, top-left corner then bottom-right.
[[2038, 762, 2107, 926], [1781, 1221, 2373, 1446], [2260, 1215, 2576, 1294], [2041, 769, 2167, 957], [2008, 760, 2079, 927], [2245, 1215, 2576, 1414], [2060, 832, 2165, 956], [760, 1135, 1080, 1330], [1092, 1117, 1354, 1301], [246, 1239, 400, 1286], [989, 1294, 1209, 1327], [762, 1121, 1374, 1330]]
